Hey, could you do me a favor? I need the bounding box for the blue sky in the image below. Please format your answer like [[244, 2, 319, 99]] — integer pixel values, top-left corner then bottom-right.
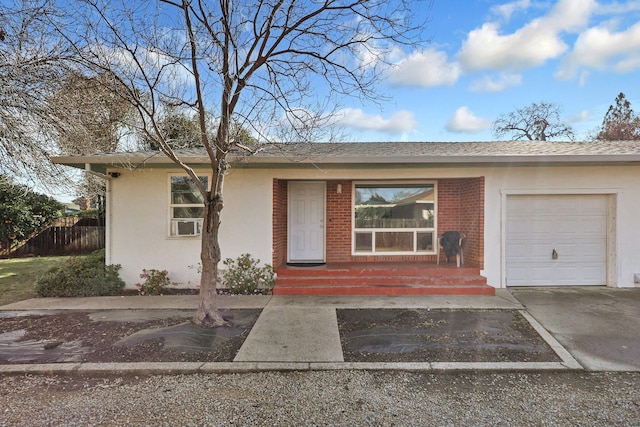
[[333, 0, 640, 142]]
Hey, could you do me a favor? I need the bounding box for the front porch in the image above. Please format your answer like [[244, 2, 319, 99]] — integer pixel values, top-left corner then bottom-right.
[[272, 177, 489, 296], [274, 262, 494, 296]]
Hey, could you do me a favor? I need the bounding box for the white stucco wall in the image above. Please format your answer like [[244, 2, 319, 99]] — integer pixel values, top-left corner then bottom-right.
[[106, 163, 640, 289], [106, 167, 273, 286]]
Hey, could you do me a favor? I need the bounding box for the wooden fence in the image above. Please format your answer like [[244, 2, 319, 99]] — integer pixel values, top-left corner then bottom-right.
[[4, 217, 105, 257]]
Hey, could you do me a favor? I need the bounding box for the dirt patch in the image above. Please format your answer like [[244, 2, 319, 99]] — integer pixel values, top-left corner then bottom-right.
[[0, 309, 261, 364], [337, 309, 560, 363], [2, 308, 562, 364]]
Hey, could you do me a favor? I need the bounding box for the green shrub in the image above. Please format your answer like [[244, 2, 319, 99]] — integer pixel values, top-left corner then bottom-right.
[[75, 209, 100, 219], [35, 249, 125, 297], [136, 269, 176, 295], [222, 253, 275, 295]]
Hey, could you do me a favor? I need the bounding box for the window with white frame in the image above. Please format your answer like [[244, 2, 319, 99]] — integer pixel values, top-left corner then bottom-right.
[[169, 175, 208, 236], [353, 182, 436, 254]]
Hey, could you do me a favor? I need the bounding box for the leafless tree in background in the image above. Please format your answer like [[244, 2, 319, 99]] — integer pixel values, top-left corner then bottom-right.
[[51, 71, 135, 202], [60, 0, 427, 326], [51, 71, 133, 155], [0, 1, 135, 201], [0, 0, 74, 187], [493, 102, 575, 141]]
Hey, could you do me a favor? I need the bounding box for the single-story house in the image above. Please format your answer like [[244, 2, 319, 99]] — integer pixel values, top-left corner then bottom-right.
[[53, 141, 640, 295]]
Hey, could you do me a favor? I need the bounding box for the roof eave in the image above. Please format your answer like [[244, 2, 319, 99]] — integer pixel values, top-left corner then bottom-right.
[[51, 153, 640, 172]]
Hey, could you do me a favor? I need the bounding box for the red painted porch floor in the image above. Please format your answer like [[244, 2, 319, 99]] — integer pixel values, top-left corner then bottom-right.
[[274, 262, 494, 296]]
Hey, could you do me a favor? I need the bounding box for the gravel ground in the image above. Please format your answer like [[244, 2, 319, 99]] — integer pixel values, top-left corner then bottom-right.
[[1, 371, 639, 426]]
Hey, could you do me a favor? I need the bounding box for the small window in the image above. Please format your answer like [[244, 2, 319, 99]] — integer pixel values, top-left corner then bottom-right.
[[169, 175, 208, 236]]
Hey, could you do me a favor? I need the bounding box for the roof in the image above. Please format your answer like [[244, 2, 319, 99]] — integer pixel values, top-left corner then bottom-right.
[[52, 141, 640, 174]]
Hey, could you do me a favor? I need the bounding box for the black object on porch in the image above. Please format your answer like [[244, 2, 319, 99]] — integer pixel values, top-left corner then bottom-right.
[[438, 231, 465, 267]]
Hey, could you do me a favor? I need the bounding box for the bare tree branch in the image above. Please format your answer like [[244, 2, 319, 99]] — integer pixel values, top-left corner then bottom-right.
[[493, 102, 575, 141], [0, 0, 75, 187]]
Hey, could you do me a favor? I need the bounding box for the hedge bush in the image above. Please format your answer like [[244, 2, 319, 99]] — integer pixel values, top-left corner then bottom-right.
[[222, 253, 275, 295], [35, 249, 125, 297], [136, 269, 176, 295]]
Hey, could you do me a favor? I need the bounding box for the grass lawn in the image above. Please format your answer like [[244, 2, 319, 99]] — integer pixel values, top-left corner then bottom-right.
[[0, 257, 72, 306]]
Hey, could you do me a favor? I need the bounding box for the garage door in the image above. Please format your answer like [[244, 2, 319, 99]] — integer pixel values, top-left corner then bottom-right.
[[506, 195, 608, 286]]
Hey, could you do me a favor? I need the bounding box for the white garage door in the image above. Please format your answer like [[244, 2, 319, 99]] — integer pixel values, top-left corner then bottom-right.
[[506, 195, 608, 286]]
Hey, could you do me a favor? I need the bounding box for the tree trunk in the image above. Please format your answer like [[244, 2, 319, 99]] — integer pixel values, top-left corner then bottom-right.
[[193, 191, 228, 327]]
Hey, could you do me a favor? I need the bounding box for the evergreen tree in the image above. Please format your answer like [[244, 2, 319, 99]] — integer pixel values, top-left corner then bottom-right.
[[595, 93, 640, 141]]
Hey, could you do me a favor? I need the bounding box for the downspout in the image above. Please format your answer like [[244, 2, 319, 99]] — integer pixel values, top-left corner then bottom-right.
[[84, 164, 112, 264]]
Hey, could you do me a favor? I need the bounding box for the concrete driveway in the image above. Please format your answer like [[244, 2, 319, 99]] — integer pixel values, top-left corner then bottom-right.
[[509, 287, 640, 371]]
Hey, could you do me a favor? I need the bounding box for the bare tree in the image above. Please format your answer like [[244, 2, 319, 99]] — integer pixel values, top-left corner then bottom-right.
[[0, 0, 74, 186], [60, 0, 426, 326], [493, 102, 575, 141], [594, 93, 640, 141], [50, 71, 136, 204], [0, 1, 135, 201], [51, 71, 133, 155]]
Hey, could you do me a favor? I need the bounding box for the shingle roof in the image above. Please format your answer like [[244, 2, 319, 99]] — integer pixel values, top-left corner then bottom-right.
[[52, 140, 640, 171], [255, 141, 640, 158]]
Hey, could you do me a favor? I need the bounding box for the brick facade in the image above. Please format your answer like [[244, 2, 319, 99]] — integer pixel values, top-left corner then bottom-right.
[[459, 177, 485, 267], [325, 181, 352, 262], [272, 178, 485, 269], [272, 179, 288, 268]]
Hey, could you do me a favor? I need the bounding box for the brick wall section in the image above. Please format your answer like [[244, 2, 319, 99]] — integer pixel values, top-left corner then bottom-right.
[[437, 179, 461, 233], [272, 179, 288, 268], [326, 181, 353, 262], [460, 177, 485, 268], [436, 179, 460, 265]]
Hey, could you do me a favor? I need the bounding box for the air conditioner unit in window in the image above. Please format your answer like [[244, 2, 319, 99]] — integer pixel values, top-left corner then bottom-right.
[[173, 219, 203, 236]]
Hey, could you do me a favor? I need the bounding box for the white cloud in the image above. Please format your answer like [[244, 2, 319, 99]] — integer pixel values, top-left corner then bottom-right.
[[578, 70, 590, 86], [446, 107, 492, 133], [93, 43, 193, 89], [616, 54, 640, 72], [597, 1, 640, 15], [490, 0, 531, 21], [469, 73, 522, 93], [355, 36, 388, 70], [567, 109, 590, 123], [458, 0, 597, 72], [333, 108, 418, 134], [557, 21, 640, 78], [388, 48, 461, 87]]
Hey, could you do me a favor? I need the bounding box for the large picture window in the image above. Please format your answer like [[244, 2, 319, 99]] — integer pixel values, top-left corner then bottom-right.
[[169, 175, 208, 236], [354, 183, 436, 254]]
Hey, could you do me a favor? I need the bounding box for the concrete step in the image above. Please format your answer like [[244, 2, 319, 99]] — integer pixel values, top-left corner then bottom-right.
[[274, 262, 493, 296], [276, 274, 488, 287], [279, 265, 481, 277], [273, 283, 495, 296]]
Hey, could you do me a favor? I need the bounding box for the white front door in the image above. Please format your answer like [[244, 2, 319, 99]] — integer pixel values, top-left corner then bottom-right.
[[505, 194, 609, 286], [288, 182, 325, 263]]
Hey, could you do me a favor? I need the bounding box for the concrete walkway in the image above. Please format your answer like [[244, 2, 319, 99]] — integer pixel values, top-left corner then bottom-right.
[[3, 288, 637, 374]]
